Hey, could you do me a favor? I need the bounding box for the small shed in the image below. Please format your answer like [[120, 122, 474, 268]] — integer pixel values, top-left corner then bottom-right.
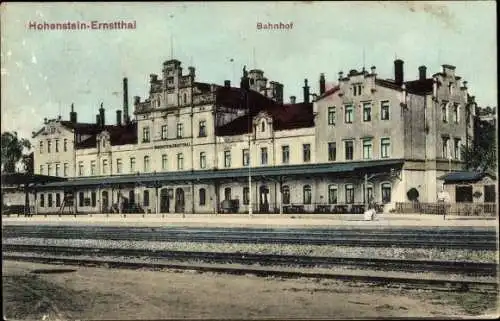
[[438, 171, 497, 203]]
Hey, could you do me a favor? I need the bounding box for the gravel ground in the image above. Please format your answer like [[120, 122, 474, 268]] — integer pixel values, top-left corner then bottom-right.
[[4, 237, 498, 263], [3, 260, 498, 320]]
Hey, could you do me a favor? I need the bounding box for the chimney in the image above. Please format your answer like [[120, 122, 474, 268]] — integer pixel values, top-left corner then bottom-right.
[[303, 79, 310, 103], [418, 66, 427, 81], [123, 78, 130, 124], [319, 73, 325, 95], [69, 103, 77, 123], [99, 103, 105, 127], [134, 96, 141, 105], [44, 118, 48, 124], [188, 66, 195, 77], [96, 114, 101, 127], [394, 59, 404, 86], [290, 96, 296, 104], [116, 110, 122, 126], [240, 66, 250, 90], [224, 80, 231, 88], [149, 74, 158, 83], [370, 66, 376, 75]]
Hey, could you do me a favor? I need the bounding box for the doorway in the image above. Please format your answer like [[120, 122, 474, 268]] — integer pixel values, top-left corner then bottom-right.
[[101, 191, 109, 212], [175, 188, 185, 213], [160, 188, 170, 213], [259, 185, 270, 213]]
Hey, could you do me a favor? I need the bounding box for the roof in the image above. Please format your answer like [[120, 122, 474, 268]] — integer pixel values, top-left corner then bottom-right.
[[215, 86, 278, 112], [316, 86, 340, 100], [438, 171, 497, 183], [1, 173, 67, 186], [404, 79, 434, 95], [75, 122, 138, 149], [38, 159, 404, 189]]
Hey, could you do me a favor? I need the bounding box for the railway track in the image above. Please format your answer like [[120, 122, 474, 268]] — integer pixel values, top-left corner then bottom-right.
[[3, 244, 497, 276], [4, 254, 497, 294], [3, 226, 497, 250]]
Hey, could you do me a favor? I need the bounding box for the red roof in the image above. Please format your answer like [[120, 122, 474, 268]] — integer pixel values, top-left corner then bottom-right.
[[75, 122, 137, 149]]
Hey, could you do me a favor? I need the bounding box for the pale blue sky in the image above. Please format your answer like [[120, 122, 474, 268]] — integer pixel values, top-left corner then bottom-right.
[[1, 1, 496, 141]]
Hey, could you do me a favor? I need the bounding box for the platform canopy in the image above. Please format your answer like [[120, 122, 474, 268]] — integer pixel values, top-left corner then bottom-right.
[[1, 173, 67, 186], [438, 171, 497, 184]]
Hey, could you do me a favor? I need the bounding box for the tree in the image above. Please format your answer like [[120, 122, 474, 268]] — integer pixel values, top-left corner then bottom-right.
[[462, 117, 497, 172], [1, 131, 32, 173]]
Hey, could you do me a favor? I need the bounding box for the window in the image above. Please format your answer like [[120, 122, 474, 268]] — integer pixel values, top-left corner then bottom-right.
[[79, 192, 84, 207], [453, 104, 460, 123], [261, 147, 268, 165], [303, 144, 311, 162], [381, 138, 390, 158], [177, 153, 184, 170], [282, 145, 290, 164], [143, 190, 150, 207], [442, 137, 450, 158], [243, 187, 250, 205], [363, 103, 372, 121], [183, 93, 188, 104], [102, 139, 106, 149], [282, 185, 290, 205], [345, 184, 354, 204], [91, 191, 96, 207], [303, 185, 312, 204], [116, 159, 122, 174], [381, 101, 390, 120], [56, 193, 61, 207], [261, 121, 265, 132], [442, 103, 448, 123], [199, 188, 206, 206], [55, 163, 60, 176], [63, 163, 68, 176], [40, 194, 45, 207], [328, 142, 336, 161], [448, 82, 454, 95], [88, 161, 95, 175], [224, 150, 231, 168], [162, 154, 168, 170], [102, 160, 108, 175], [328, 185, 338, 204], [242, 149, 249, 166], [47, 164, 52, 176], [143, 127, 150, 142], [199, 121, 206, 137], [345, 105, 353, 123], [363, 185, 374, 203], [224, 187, 232, 201], [130, 157, 136, 172], [381, 183, 392, 204], [39, 141, 43, 154], [454, 138, 461, 160], [48, 194, 53, 207], [63, 139, 67, 152], [199, 152, 206, 169], [328, 107, 336, 125], [47, 140, 51, 153], [161, 125, 168, 140], [345, 140, 354, 160], [352, 84, 363, 96], [78, 162, 84, 176], [55, 140, 59, 152], [362, 139, 372, 160], [177, 123, 183, 138], [143, 156, 150, 172], [39, 165, 44, 175]]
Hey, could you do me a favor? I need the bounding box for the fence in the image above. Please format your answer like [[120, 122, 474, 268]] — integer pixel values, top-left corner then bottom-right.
[[395, 202, 498, 216]]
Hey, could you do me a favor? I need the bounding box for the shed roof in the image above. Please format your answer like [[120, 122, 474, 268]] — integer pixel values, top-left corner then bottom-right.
[[438, 171, 496, 183]]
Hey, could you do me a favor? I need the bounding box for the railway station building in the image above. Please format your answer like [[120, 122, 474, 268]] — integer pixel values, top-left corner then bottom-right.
[[30, 58, 476, 214]]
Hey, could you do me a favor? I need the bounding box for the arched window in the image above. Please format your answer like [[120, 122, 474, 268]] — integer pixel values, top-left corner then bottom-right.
[[282, 185, 290, 205], [199, 188, 206, 206], [328, 185, 338, 204], [303, 185, 312, 204], [144, 156, 150, 172], [381, 183, 392, 204], [261, 121, 265, 132], [345, 184, 354, 204], [183, 93, 187, 104], [363, 184, 374, 203], [224, 187, 232, 201], [143, 190, 150, 207]]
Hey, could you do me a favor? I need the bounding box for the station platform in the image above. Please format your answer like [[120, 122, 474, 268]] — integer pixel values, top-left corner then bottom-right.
[[2, 213, 498, 229]]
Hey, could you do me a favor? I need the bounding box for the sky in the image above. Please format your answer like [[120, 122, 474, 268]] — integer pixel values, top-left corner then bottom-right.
[[1, 1, 497, 142]]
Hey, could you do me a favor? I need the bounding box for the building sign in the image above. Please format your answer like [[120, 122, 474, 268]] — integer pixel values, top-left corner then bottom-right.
[[155, 142, 191, 149]]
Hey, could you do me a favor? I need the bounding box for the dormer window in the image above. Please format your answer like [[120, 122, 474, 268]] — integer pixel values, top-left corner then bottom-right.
[[352, 84, 363, 96]]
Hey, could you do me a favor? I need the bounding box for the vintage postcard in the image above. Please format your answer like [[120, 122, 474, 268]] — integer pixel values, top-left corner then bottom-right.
[[1, 1, 498, 320]]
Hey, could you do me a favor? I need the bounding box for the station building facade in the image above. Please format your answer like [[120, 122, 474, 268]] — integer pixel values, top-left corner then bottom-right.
[[31, 58, 475, 214]]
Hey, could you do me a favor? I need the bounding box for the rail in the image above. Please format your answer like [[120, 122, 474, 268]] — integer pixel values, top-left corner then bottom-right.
[[395, 202, 498, 216]]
